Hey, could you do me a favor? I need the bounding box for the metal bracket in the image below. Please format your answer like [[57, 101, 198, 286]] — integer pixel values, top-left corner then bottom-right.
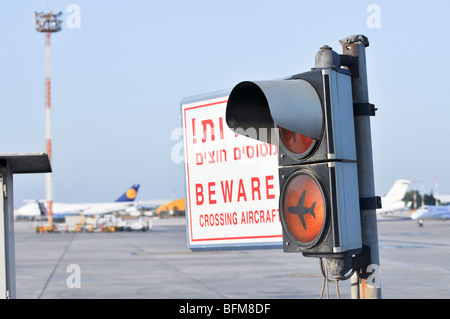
[[352, 245, 371, 277], [359, 196, 382, 210], [339, 55, 359, 78], [340, 35, 370, 47], [354, 103, 377, 116], [339, 35, 369, 80]]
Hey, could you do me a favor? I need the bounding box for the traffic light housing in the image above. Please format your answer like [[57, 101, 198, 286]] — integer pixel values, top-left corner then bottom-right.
[[226, 68, 362, 259]]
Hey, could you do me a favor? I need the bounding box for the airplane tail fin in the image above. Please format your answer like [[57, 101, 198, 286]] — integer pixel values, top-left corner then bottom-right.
[[115, 184, 140, 202], [37, 201, 47, 216], [383, 180, 411, 202], [311, 202, 316, 218]]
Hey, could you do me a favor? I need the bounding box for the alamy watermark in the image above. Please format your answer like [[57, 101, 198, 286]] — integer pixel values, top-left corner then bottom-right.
[[66, 264, 81, 289], [365, 263, 381, 288], [66, 4, 81, 29], [366, 4, 381, 29]]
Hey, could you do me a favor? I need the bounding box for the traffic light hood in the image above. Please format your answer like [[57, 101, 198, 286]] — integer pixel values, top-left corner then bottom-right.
[[226, 79, 323, 143]]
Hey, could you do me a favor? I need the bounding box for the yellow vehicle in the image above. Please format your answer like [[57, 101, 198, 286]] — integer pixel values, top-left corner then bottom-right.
[[35, 224, 60, 233]]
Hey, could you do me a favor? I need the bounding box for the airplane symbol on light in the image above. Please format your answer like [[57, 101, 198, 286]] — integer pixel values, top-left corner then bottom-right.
[[288, 190, 316, 230], [281, 128, 299, 142]]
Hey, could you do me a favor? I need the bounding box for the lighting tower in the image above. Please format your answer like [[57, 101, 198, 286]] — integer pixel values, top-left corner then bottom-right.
[[34, 11, 62, 228]]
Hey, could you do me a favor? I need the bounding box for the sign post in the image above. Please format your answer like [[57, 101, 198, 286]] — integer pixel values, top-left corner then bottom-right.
[[340, 35, 382, 299]]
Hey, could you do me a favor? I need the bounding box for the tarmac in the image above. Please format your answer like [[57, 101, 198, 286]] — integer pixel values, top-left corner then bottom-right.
[[12, 213, 450, 299]]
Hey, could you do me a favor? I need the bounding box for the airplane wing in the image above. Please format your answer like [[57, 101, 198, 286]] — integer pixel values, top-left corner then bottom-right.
[[299, 215, 307, 230], [298, 191, 306, 208]]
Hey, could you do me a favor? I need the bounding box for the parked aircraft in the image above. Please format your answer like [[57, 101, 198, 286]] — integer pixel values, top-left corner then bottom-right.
[[15, 184, 141, 220], [411, 205, 450, 226], [377, 179, 411, 214]]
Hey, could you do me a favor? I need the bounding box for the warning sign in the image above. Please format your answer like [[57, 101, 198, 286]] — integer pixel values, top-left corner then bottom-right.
[[181, 91, 282, 250]]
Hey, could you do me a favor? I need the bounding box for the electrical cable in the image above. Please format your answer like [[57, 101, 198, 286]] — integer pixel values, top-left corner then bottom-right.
[[335, 267, 356, 281], [319, 258, 335, 283], [319, 258, 334, 299], [335, 279, 340, 299], [318, 258, 348, 299]]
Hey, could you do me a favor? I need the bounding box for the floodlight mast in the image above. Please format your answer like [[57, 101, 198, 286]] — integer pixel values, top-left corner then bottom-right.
[[34, 11, 62, 229]]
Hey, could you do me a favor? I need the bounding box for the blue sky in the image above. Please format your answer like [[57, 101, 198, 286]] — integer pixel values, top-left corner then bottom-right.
[[1, 1, 450, 206]]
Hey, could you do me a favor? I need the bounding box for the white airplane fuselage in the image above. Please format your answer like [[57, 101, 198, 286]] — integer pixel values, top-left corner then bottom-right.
[[15, 201, 135, 218], [14, 184, 141, 219], [411, 205, 450, 221]]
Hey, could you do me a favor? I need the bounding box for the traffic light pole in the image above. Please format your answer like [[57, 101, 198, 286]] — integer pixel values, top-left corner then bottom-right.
[[340, 35, 382, 299]]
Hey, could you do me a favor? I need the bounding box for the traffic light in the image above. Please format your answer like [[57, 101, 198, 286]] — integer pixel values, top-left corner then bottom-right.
[[226, 68, 362, 259]]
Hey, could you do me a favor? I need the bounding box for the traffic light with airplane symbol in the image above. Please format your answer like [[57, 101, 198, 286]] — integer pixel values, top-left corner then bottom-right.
[[226, 67, 362, 259]]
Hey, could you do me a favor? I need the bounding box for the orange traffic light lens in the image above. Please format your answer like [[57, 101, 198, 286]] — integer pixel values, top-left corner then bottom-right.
[[279, 128, 315, 157], [281, 172, 326, 246]]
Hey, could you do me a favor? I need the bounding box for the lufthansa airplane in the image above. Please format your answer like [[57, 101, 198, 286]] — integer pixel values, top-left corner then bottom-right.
[[15, 184, 141, 220]]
